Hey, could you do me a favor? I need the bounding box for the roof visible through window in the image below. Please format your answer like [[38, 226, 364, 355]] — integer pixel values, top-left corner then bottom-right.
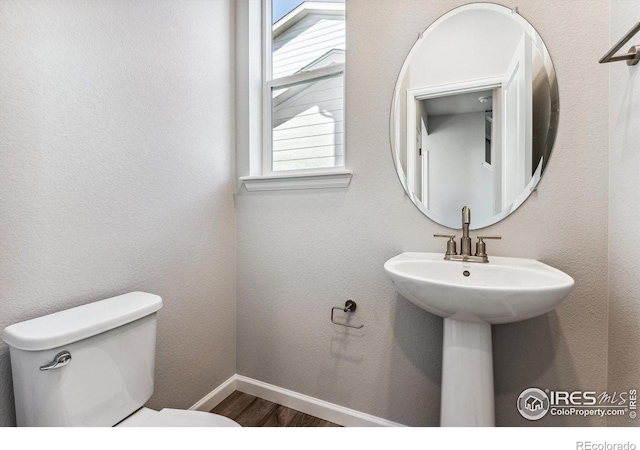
[[272, 0, 344, 23]]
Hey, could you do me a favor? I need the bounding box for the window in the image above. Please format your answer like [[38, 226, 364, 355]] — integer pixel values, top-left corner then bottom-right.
[[264, 0, 346, 175]]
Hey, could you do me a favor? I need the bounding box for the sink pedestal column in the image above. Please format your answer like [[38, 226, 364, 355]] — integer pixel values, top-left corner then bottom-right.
[[440, 318, 495, 426]]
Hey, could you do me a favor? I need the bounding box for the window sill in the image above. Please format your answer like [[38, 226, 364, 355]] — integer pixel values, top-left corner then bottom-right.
[[240, 170, 353, 192]]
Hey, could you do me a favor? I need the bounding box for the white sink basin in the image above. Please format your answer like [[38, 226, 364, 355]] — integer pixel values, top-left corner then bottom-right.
[[384, 252, 574, 324], [384, 252, 574, 427]]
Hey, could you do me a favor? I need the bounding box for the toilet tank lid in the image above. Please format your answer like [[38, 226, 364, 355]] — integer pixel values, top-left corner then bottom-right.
[[2, 292, 163, 351]]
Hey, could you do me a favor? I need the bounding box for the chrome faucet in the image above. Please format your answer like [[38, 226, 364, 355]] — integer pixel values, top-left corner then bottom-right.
[[434, 206, 501, 263]]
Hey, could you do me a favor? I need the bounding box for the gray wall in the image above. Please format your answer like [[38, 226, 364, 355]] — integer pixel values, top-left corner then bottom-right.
[[236, 0, 610, 426], [0, 0, 236, 427], [608, 0, 640, 427]]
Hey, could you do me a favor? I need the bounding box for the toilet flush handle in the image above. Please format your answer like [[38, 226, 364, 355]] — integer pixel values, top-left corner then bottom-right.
[[39, 351, 72, 371]]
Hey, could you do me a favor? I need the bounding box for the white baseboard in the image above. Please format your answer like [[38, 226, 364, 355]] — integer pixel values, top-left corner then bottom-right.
[[189, 374, 237, 412], [190, 374, 405, 427]]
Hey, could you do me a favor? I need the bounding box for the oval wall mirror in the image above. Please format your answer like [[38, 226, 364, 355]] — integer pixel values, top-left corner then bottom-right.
[[390, 3, 559, 229]]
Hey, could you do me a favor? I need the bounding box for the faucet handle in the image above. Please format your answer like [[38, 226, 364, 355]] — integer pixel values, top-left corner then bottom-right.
[[434, 234, 457, 256], [475, 235, 501, 257]]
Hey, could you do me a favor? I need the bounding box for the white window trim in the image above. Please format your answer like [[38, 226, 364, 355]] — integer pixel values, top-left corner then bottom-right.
[[237, 0, 351, 191], [267, 64, 345, 92], [240, 169, 353, 191]]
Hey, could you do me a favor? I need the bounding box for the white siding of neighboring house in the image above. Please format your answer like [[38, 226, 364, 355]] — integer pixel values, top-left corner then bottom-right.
[[273, 13, 345, 79], [273, 74, 344, 170], [271, 6, 345, 171]]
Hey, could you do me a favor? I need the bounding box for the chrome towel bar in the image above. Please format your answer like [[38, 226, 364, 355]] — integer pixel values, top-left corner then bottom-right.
[[600, 22, 640, 66]]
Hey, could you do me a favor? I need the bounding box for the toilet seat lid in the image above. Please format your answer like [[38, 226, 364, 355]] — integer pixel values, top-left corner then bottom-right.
[[120, 408, 241, 427]]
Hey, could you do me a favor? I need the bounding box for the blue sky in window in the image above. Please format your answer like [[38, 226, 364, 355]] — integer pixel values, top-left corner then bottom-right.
[[272, 0, 344, 23]]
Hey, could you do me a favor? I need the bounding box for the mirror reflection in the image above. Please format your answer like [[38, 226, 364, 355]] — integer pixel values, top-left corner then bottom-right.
[[391, 3, 558, 229]]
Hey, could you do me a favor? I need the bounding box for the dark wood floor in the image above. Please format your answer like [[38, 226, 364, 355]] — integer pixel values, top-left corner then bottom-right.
[[211, 391, 340, 427]]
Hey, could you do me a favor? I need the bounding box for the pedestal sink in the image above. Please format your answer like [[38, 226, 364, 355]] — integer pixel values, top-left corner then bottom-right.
[[384, 252, 574, 427]]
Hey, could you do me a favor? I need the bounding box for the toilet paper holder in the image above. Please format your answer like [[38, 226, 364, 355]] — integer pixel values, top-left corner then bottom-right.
[[331, 300, 364, 329]]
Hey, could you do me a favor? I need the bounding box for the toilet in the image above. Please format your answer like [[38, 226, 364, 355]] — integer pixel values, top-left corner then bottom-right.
[[2, 291, 240, 427]]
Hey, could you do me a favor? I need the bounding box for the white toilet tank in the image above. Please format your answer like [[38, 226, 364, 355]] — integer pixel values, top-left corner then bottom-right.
[[2, 292, 163, 426]]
